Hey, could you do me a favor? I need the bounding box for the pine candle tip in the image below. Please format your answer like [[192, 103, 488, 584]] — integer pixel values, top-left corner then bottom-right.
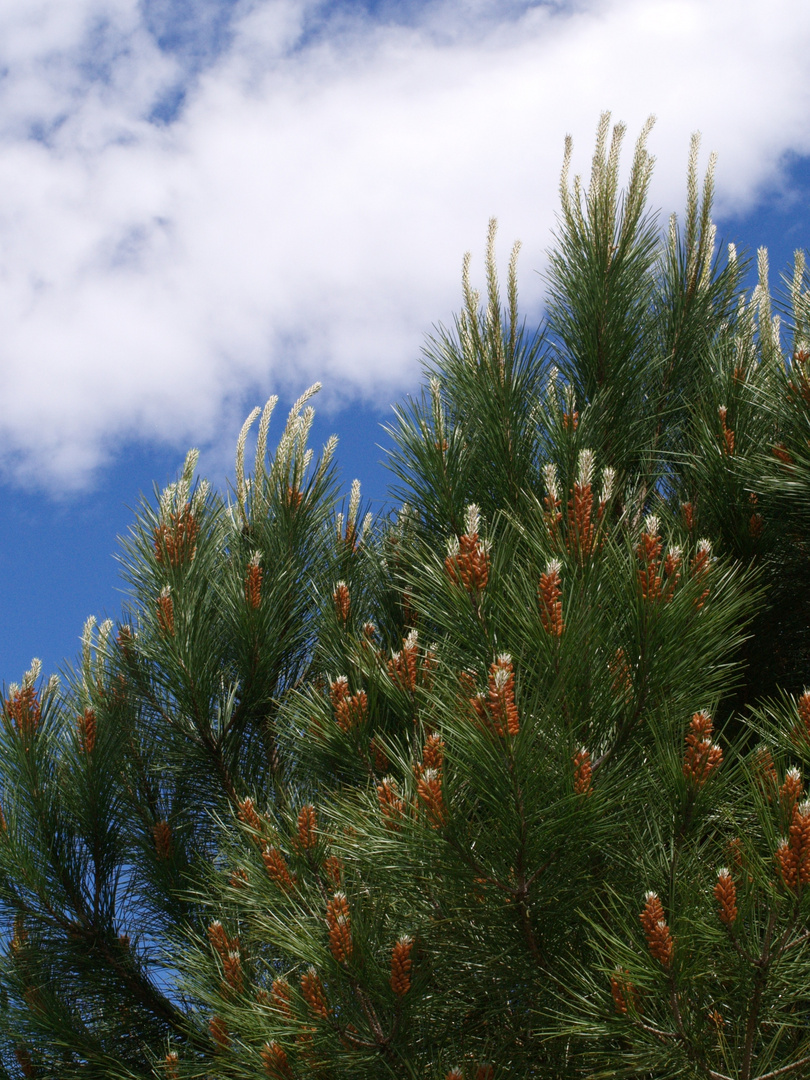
[[23, 659, 42, 687], [464, 502, 481, 536], [577, 448, 595, 487]]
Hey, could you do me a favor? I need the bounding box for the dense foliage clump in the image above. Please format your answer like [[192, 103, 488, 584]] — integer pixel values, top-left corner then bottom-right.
[[2, 114, 810, 1080]]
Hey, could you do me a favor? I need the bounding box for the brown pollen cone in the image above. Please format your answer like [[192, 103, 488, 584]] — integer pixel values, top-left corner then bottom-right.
[[262, 1041, 293, 1079], [718, 406, 735, 455], [153, 820, 172, 860], [330, 677, 368, 732], [157, 589, 175, 637], [415, 735, 448, 826], [636, 527, 663, 601], [390, 935, 414, 995], [772, 443, 793, 464], [209, 1015, 231, 1049], [78, 707, 96, 754], [117, 625, 134, 656], [245, 560, 263, 609], [640, 892, 673, 967], [610, 969, 640, 1015], [223, 950, 244, 993], [755, 747, 778, 799], [6, 686, 41, 738], [153, 504, 199, 567], [416, 769, 446, 827], [690, 541, 712, 609], [301, 967, 329, 1019], [262, 847, 295, 891], [333, 581, 350, 623], [297, 804, 317, 850], [469, 691, 489, 731], [388, 631, 420, 693], [682, 711, 722, 786], [662, 547, 682, 602], [208, 921, 230, 960], [229, 867, 248, 889], [377, 778, 404, 830], [780, 768, 804, 821], [270, 978, 293, 1018], [797, 691, 810, 741], [776, 801, 810, 892], [237, 797, 264, 838], [567, 482, 595, 560], [323, 854, 343, 886], [487, 655, 519, 736], [610, 974, 628, 1014], [419, 733, 444, 774], [544, 491, 562, 537], [326, 892, 353, 963], [209, 1015, 230, 1049], [445, 532, 491, 592], [538, 562, 564, 636], [714, 869, 738, 925], [573, 748, 593, 795]]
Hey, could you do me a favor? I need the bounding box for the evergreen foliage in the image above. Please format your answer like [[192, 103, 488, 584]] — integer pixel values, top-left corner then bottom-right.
[[2, 114, 810, 1080]]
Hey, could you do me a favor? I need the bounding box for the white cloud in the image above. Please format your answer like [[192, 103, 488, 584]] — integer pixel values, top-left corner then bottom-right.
[[0, 0, 809, 489]]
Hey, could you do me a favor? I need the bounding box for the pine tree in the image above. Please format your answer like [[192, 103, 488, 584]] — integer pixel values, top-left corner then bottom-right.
[[2, 114, 810, 1080]]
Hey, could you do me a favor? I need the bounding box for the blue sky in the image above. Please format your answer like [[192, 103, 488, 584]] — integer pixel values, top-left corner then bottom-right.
[[2, 0, 810, 682]]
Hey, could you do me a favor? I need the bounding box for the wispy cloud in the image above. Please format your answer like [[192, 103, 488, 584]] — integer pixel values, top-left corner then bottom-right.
[[1, 0, 809, 490]]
